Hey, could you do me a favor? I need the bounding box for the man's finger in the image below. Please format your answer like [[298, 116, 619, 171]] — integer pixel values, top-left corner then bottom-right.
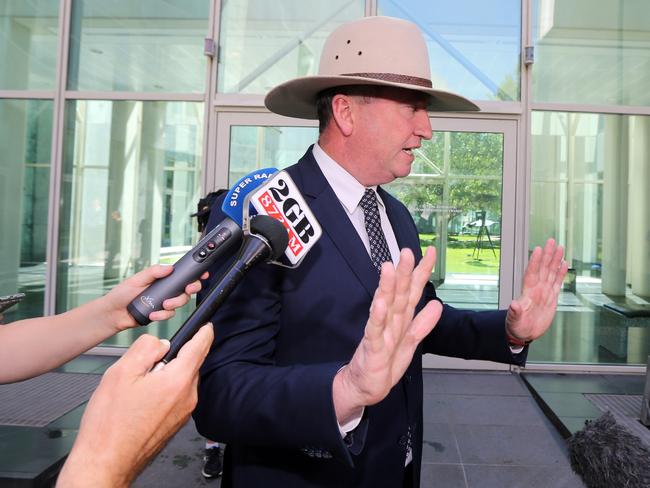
[[364, 296, 388, 350], [523, 245, 542, 286], [537, 239, 556, 282], [546, 245, 565, 285], [391, 249, 415, 321], [408, 299, 442, 343], [410, 247, 436, 302], [554, 259, 569, 290]]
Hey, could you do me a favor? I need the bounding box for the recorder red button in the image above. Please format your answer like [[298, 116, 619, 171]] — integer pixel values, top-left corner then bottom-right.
[[207, 241, 216, 250]]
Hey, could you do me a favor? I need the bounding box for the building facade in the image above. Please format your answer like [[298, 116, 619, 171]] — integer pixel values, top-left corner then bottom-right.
[[1, 0, 649, 369]]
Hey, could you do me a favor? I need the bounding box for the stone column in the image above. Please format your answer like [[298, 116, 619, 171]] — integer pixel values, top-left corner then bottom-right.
[[628, 116, 650, 296], [601, 115, 628, 295]]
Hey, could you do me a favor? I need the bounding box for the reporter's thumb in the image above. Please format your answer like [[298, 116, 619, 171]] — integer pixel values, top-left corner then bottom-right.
[[118, 334, 171, 375]]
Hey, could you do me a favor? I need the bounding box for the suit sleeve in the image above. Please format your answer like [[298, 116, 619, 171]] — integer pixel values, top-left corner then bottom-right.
[[193, 206, 357, 466]]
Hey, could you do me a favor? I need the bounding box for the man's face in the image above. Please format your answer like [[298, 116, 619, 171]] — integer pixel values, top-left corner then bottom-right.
[[350, 87, 432, 186]]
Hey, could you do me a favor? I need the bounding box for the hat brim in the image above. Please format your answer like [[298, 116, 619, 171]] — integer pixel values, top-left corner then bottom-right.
[[264, 75, 479, 119]]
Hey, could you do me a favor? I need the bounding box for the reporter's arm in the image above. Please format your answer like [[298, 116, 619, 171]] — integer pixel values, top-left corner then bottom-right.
[[0, 265, 203, 384], [56, 324, 213, 488]]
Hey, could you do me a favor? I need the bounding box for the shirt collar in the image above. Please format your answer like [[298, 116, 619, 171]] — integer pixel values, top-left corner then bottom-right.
[[312, 142, 383, 213]]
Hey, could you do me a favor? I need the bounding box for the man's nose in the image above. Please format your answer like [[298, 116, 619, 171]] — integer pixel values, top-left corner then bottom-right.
[[414, 109, 432, 140]]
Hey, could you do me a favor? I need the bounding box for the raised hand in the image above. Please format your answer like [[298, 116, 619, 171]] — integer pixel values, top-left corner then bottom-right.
[[333, 247, 443, 423], [506, 238, 568, 343]]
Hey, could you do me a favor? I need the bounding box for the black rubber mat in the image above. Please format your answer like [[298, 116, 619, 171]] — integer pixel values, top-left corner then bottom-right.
[[0, 372, 101, 427]]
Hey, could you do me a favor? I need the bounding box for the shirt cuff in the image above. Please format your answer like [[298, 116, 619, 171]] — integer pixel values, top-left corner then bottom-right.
[[509, 345, 525, 354], [338, 408, 364, 437]]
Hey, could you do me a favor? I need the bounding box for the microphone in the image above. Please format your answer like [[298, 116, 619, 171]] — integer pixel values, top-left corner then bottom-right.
[[127, 168, 277, 325], [156, 215, 288, 365], [245, 170, 322, 267]]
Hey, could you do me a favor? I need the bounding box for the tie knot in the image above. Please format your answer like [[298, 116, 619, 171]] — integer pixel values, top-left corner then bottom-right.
[[359, 188, 378, 212]]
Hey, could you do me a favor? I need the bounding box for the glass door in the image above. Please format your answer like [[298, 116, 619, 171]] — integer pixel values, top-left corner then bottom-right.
[[214, 113, 519, 368], [385, 118, 518, 312]]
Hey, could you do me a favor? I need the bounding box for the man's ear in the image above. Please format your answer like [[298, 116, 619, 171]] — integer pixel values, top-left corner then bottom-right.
[[331, 94, 355, 137]]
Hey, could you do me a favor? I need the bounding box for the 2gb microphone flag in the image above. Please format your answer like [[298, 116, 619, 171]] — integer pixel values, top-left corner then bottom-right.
[[246, 171, 322, 267]]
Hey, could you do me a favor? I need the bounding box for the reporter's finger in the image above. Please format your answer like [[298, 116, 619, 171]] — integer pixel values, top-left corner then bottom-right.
[[184, 279, 203, 295], [200, 271, 209, 280], [149, 309, 176, 322], [126, 264, 174, 288], [162, 293, 190, 311], [114, 334, 170, 375], [166, 323, 214, 373]]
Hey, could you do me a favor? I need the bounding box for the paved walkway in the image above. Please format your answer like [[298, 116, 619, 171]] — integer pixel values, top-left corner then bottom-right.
[[134, 370, 584, 488]]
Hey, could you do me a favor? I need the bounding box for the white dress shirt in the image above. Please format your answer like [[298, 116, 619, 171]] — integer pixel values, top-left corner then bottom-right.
[[312, 143, 401, 265]]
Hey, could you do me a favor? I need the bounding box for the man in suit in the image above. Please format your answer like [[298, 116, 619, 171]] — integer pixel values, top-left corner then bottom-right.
[[194, 16, 567, 487]]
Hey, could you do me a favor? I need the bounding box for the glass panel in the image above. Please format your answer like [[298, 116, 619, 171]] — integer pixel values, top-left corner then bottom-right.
[[57, 100, 204, 346], [387, 130, 503, 309], [378, 0, 521, 102], [532, 0, 650, 106], [529, 111, 650, 365], [0, 0, 59, 90], [217, 0, 364, 94], [229, 125, 503, 310], [0, 99, 52, 322], [68, 0, 209, 92], [228, 126, 319, 183]]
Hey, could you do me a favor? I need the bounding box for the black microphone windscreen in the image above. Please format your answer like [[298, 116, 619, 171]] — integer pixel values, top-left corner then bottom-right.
[[249, 215, 289, 261]]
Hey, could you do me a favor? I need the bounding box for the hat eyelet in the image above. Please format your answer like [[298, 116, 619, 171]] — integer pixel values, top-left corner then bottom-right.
[[358, 51, 362, 56], [335, 55, 339, 60], [346, 40, 351, 44]]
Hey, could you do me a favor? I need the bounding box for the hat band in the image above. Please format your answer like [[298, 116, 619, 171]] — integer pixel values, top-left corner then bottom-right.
[[341, 72, 433, 88]]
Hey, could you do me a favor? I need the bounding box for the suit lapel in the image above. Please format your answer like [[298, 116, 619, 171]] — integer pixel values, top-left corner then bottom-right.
[[288, 149, 379, 299]]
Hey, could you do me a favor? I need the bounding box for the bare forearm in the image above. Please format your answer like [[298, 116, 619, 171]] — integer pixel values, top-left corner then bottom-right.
[[0, 296, 119, 383]]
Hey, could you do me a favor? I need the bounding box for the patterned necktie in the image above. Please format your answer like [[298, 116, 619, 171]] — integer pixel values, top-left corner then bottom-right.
[[359, 188, 392, 273]]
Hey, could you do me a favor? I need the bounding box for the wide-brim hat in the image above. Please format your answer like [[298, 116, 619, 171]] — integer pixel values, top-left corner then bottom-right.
[[264, 16, 479, 119]]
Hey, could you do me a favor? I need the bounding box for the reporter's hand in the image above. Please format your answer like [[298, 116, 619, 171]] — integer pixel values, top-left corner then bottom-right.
[[103, 264, 208, 331], [332, 248, 442, 424], [56, 324, 214, 488]]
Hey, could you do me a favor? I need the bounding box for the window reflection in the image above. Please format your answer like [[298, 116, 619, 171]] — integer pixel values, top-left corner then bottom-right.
[[530, 111, 650, 365], [532, 0, 650, 106], [57, 100, 203, 344], [228, 125, 504, 311], [218, 0, 364, 94], [378, 0, 521, 102], [229, 125, 318, 183], [0, 0, 59, 89], [0, 99, 52, 322], [68, 0, 209, 92], [387, 131, 503, 309]]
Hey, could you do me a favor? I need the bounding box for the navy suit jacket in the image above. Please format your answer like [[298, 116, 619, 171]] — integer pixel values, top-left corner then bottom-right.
[[193, 148, 526, 487]]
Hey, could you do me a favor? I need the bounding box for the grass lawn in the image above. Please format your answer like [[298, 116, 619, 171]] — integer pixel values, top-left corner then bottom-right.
[[420, 233, 500, 275]]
